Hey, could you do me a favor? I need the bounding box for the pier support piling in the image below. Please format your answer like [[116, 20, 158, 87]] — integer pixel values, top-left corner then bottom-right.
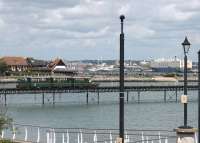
[[4, 93, 6, 106], [86, 90, 89, 104], [164, 90, 167, 103], [53, 92, 55, 105], [175, 88, 178, 103], [42, 92, 45, 105], [137, 91, 140, 103], [97, 90, 99, 104], [126, 91, 129, 103]]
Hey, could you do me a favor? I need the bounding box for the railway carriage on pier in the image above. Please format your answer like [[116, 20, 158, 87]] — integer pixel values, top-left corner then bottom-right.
[[16, 76, 97, 89]]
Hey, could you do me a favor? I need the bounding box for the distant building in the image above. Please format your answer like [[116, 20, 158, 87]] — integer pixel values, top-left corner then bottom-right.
[[48, 59, 77, 75], [48, 59, 67, 72], [0, 56, 29, 72], [150, 58, 192, 72], [27, 57, 48, 68], [64, 61, 85, 73]]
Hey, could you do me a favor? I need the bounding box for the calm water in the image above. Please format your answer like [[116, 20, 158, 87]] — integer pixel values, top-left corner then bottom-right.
[[3, 90, 198, 130], [0, 90, 198, 142]]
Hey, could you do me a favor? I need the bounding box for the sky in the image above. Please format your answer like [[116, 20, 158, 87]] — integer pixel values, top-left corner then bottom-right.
[[0, 0, 200, 61]]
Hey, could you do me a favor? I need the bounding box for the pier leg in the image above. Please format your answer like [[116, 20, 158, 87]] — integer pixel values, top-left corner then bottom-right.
[[59, 93, 61, 101], [127, 91, 129, 103], [137, 91, 140, 103], [42, 92, 45, 105], [175, 88, 178, 103], [53, 92, 55, 105], [164, 90, 167, 103], [97, 90, 99, 104], [4, 93, 6, 106], [34, 94, 37, 102], [86, 91, 89, 104]]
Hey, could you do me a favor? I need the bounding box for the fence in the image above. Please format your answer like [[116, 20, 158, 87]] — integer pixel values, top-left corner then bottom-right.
[[0, 123, 183, 143]]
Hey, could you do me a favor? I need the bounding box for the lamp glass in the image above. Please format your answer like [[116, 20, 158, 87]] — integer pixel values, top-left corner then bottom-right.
[[183, 45, 190, 54]]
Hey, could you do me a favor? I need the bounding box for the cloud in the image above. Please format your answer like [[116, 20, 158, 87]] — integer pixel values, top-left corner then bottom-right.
[[159, 4, 196, 21], [42, 0, 108, 21], [118, 4, 130, 15], [0, 18, 5, 29], [190, 33, 200, 44], [82, 39, 96, 48], [126, 24, 156, 39], [0, 0, 199, 60], [177, 0, 200, 11]]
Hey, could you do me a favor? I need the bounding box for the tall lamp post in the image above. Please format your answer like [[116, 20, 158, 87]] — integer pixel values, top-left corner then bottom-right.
[[119, 15, 125, 143], [181, 37, 191, 128], [176, 37, 197, 143], [198, 50, 200, 143]]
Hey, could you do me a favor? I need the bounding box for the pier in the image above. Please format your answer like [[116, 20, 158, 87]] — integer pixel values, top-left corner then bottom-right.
[[0, 84, 198, 105]]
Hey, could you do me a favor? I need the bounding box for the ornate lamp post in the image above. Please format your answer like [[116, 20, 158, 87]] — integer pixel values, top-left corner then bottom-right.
[[182, 36, 191, 128], [175, 37, 197, 143]]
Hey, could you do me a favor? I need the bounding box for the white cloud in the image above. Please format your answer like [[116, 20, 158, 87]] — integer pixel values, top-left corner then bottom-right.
[[0, 18, 5, 29], [82, 39, 96, 48], [178, 0, 200, 11], [126, 24, 155, 39], [0, 0, 199, 60], [0, 1, 3, 8], [190, 33, 200, 44], [118, 4, 130, 15], [159, 4, 196, 21], [65, 26, 110, 38], [43, 0, 107, 21]]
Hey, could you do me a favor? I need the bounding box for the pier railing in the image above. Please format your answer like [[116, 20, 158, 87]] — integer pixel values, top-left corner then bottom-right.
[[0, 123, 182, 143]]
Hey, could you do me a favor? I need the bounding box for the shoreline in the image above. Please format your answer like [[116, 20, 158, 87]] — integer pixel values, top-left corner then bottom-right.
[[0, 75, 197, 82]]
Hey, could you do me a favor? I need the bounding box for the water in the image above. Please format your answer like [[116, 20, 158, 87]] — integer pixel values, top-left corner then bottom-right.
[[0, 90, 198, 142], [3, 90, 198, 130]]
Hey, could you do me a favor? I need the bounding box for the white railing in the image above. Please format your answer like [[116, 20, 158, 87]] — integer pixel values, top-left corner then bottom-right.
[[0, 124, 179, 143]]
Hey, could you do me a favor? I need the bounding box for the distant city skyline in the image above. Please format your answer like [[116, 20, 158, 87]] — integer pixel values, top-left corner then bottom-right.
[[0, 0, 199, 61]]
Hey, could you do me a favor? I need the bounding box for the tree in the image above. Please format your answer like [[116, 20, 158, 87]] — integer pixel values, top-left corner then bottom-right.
[[0, 61, 8, 75], [0, 97, 12, 132], [0, 115, 12, 132]]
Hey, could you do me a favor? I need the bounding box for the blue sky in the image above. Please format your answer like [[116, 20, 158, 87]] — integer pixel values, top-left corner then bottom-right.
[[0, 0, 199, 61]]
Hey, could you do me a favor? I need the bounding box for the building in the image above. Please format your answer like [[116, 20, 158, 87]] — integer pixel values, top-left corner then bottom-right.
[[48, 59, 66, 72], [27, 57, 48, 68], [150, 58, 192, 72], [48, 59, 77, 75], [0, 56, 29, 72]]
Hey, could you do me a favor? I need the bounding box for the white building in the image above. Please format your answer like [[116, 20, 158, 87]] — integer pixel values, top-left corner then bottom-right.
[[150, 58, 192, 72]]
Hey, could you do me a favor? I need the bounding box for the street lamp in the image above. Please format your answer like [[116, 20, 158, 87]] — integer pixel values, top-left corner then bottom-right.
[[181, 36, 191, 128], [119, 15, 125, 143], [176, 37, 197, 143]]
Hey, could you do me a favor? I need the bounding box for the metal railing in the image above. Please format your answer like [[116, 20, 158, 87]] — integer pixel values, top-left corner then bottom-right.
[[0, 123, 182, 143]]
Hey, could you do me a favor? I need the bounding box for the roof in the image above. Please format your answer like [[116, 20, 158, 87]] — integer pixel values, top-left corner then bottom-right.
[[27, 57, 49, 67], [48, 59, 66, 70], [1, 56, 28, 66]]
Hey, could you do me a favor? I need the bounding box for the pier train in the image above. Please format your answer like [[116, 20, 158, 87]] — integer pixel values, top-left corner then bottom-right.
[[16, 76, 98, 89]]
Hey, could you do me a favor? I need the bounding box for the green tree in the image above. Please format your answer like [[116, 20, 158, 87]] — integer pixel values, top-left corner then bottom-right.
[[0, 115, 12, 132], [0, 99, 12, 132], [0, 61, 8, 75]]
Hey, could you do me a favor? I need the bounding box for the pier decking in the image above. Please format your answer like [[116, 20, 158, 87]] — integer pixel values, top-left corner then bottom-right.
[[0, 85, 198, 94], [0, 81, 198, 105]]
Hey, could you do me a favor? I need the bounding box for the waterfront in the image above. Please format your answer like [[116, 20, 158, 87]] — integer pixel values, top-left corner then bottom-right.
[[0, 90, 197, 142], [4, 91, 198, 130]]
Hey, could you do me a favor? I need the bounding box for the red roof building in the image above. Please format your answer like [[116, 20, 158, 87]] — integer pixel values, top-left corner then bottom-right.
[[1, 56, 29, 72]]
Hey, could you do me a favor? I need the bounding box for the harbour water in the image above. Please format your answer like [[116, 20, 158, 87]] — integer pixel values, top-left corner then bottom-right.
[[0, 90, 198, 142], [3, 90, 198, 130]]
